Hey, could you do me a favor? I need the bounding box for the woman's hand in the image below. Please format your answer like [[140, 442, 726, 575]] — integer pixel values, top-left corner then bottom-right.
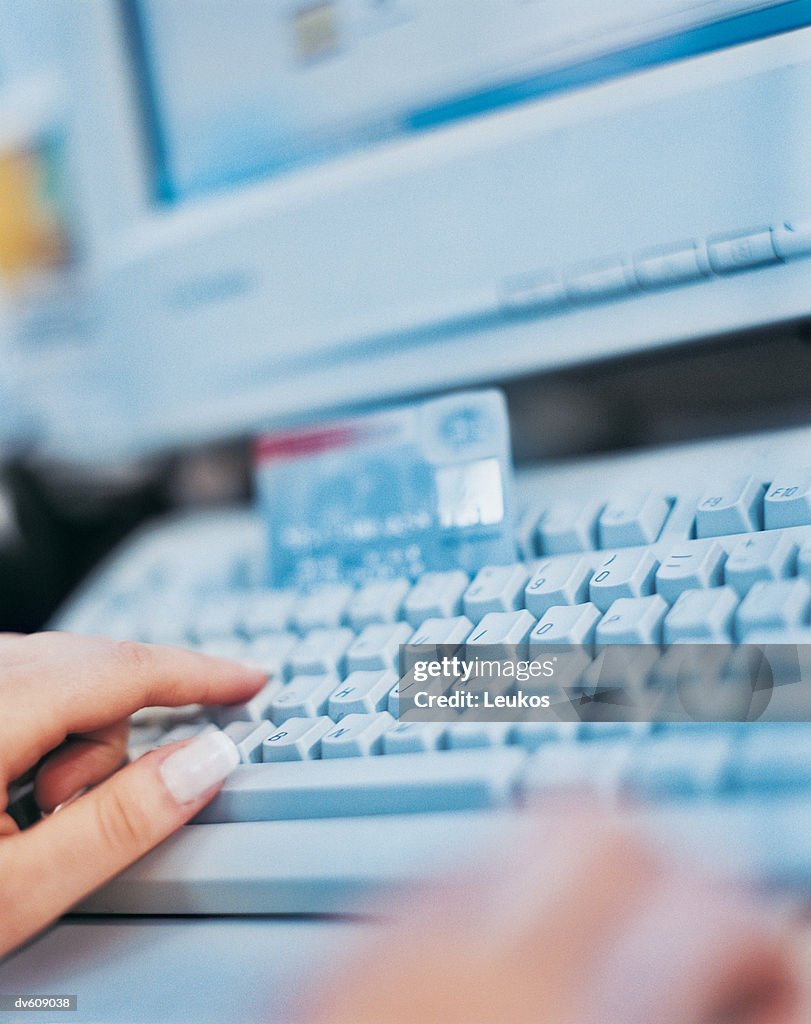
[[0, 631, 265, 957], [309, 810, 810, 1024]]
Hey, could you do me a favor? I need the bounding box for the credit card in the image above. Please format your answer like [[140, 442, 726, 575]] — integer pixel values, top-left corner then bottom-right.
[[255, 389, 516, 588]]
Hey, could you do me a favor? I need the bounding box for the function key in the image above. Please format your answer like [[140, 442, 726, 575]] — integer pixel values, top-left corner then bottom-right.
[[763, 474, 811, 529], [695, 477, 764, 538]]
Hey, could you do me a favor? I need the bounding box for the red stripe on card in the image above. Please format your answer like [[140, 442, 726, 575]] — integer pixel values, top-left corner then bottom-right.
[[254, 425, 368, 462]]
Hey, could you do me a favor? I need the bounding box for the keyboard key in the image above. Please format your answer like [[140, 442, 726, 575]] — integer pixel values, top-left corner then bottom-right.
[[466, 610, 536, 655], [262, 716, 334, 762], [445, 722, 512, 749], [321, 712, 396, 758], [328, 669, 398, 720], [529, 603, 601, 651], [588, 549, 658, 611], [212, 680, 284, 727], [241, 590, 295, 635], [723, 532, 797, 596], [663, 586, 739, 643], [578, 721, 651, 741], [383, 721, 446, 754], [624, 734, 732, 797], [649, 644, 728, 690], [223, 720, 276, 763], [524, 556, 590, 617], [510, 721, 580, 752], [536, 499, 602, 554], [345, 622, 413, 672], [764, 474, 811, 529], [408, 615, 473, 647], [732, 726, 811, 790], [402, 616, 473, 675], [463, 564, 529, 621], [196, 748, 526, 821], [735, 579, 811, 638], [154, 721, 218, 748], [522, 742, 630, 797], [595, 595, 668, 645], [246, 632, 298, 677], [193, 593, 245, 641], [287, 628, 354, 677], [538, 648, 593, 695], [293, 584, 353, 631], [799, 542, 811, 584], [270, 674, 340, 719], [655, 539, 726, 603], [598, 493, 671, 548], [387, 680, 403, 717], [695, 477, 764, 537], [403, 571, 469, 627], [580, 645, 659, 692], [346, 579, 410, 630]]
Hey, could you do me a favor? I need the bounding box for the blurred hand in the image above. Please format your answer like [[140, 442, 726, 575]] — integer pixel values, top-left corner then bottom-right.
[[309, 809, 810, 1024], [0, 631, 265, 957]]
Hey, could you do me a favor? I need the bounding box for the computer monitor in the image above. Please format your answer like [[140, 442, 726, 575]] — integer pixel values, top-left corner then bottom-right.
[[2, 0, 810, 459]]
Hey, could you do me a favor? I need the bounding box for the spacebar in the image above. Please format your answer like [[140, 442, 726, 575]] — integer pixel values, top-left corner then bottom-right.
[[194, 749, 526, 823]]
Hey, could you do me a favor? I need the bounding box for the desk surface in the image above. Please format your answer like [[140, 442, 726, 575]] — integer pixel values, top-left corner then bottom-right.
[[0, 917, 372, 1023]]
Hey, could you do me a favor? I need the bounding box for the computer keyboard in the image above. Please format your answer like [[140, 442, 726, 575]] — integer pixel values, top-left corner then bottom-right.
[[52, 426, 811, 915]]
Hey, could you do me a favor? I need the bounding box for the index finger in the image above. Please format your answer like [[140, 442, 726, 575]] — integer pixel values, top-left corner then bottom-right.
[[0, 632, 267, 789]]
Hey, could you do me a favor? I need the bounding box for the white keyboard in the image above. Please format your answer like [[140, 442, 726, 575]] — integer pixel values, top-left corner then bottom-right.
[[52, 424, 811, 915]]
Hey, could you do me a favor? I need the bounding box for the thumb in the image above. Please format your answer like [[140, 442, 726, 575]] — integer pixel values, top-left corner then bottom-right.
[[0, 730, 239, 957]]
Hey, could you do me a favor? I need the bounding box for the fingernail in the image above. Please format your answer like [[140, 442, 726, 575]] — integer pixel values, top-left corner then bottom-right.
[[239, 660, 269, 676], [50, 787, 90, 815], [160, 730, 240, 804]]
